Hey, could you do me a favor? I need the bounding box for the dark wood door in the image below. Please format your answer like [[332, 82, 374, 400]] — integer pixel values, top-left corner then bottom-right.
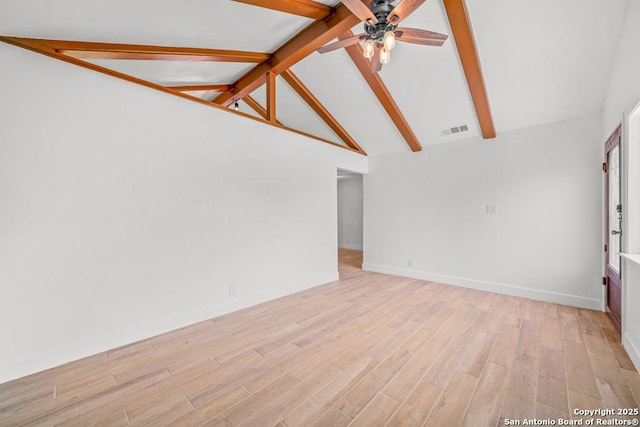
[[605, 126, 622, 333]]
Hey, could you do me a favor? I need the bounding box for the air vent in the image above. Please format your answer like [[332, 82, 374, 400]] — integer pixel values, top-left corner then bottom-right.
[[440, 124, 470, 136]]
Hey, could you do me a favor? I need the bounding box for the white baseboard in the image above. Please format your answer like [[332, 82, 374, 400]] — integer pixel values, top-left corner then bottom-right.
[[623, 334, 640, 373], [362, 263, 602, 310], [339, 243, 363, 250], [0, 302, 239, 384], [0, 272, 338, 384]]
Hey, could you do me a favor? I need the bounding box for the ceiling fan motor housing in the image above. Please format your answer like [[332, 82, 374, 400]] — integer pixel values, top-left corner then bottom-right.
[[366, 0, 397, 44]]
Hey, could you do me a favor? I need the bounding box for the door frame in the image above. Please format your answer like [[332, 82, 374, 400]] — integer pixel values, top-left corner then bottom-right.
[[336, 168, 365, 277], [604, 125, 622, 333]]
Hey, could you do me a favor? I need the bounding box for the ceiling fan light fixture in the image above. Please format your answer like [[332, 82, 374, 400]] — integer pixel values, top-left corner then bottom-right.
[[315, 0, 447, 73], [383, 30, 396, 51], [234, 101, 239, 111], [380, 46, 391, 64], [363, 39, 375, 59]]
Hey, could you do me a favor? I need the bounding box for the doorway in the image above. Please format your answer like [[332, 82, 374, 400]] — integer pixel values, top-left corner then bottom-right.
[[605, 126, 622, 333], [337, 169, 363, 277]]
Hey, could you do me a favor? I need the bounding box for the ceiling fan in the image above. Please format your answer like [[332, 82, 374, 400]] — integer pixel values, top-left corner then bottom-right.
[[317, 0, 448, 72]]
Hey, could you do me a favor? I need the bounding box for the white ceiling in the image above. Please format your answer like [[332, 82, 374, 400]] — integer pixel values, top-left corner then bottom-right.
[[466, 0, 631, 133], [0, 0, 631, 155], [85, 59, 256, 87]]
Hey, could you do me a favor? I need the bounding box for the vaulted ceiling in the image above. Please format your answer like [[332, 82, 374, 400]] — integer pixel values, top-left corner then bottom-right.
[[0, 0, 631, 155]]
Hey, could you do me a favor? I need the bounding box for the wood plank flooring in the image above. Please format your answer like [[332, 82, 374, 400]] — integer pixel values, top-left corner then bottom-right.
[[1, 248, 638, 426]]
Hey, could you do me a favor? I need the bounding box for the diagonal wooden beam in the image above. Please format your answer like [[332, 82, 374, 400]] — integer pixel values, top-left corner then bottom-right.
[[281, 69, 364, 153], [213, 2, 371, 107], [243, 95, 269, 118], [37, 39, 271, 63], [167, 84, 231, 92], [443, 0, 496, 139], [340, 32, 422, 152], [233, 0, 332, 20], [243, 95, 284, 126], [266, 72, 277, 123]]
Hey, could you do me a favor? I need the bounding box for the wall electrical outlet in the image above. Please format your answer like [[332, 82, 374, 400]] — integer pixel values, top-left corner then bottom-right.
[[228, 284, 236, 296], [486, 205, 498, 214], [408, 259, 414, 268]]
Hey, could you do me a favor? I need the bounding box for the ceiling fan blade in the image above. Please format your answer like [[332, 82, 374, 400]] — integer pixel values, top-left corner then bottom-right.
[[371, 45, 382, 73], [395, 28, 448, 46], [317, 33, 367, 54], [342, 0, 378, 24], [388, 0, 425, 24]]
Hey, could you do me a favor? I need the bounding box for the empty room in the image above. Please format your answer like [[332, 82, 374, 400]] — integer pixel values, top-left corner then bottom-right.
[[2, 0, 640, 425]]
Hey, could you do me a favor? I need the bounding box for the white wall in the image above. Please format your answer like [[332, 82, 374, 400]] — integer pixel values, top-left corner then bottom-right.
[[0, 43, 367, 383], [622, 258, 640, 372], [337, 175, 364, 250], [602, 0, 640, 138], [622, 114, 640, 372], [364, 115, 603, 310]]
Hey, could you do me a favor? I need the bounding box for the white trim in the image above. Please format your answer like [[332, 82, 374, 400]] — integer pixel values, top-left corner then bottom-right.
[[362, 263, 602, 310], [623, 333, 640, 373], [338, 243, 363, 250], [621, 253, 640, 267], [0, 272, 338, 384]]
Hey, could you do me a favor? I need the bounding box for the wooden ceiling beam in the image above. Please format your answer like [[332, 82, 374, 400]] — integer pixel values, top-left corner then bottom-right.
[[243, 95, 268, 118], [213, 2, 371, 107], [167, 84, 231, 92], [38, 39, 270, 63], [443, 0, 496, 139], [266, 72, 277, 123], [281, 69, 364, 153], [340, 31, 422, 152], [242, 95, 284, 126], [233, 0, 332, 20]]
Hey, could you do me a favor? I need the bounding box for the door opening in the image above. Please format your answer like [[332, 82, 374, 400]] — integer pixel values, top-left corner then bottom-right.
[[337, 169, 363, 278]]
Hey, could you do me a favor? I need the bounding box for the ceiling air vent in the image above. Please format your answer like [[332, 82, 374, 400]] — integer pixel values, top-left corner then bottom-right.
[[440, 124, 469, 136]]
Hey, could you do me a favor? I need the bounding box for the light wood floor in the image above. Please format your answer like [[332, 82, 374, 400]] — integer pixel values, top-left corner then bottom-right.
[[1, 248, 639, 426]]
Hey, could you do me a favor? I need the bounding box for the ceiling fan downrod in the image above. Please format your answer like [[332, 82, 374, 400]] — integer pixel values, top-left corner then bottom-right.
[[372, 0, 396, 20], [365, 0, 397, 44]]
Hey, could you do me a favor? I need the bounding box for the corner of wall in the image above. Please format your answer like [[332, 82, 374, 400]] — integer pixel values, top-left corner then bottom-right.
[[623, 334, 640, 373]]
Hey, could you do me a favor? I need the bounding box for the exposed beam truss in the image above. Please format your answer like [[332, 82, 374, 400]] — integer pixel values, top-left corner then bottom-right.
[[0, 36, 365, 156], [266, 72, 277, 123], [340, 31, 422, 152], [443, 0, 496, 139], [233, 0, 332, 20], [39, 39, 271, 63], [213, 2, 371, 107], [0, 2, 492, 157], [167, 84, 232, 92], [281, 69, 364, 153]]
